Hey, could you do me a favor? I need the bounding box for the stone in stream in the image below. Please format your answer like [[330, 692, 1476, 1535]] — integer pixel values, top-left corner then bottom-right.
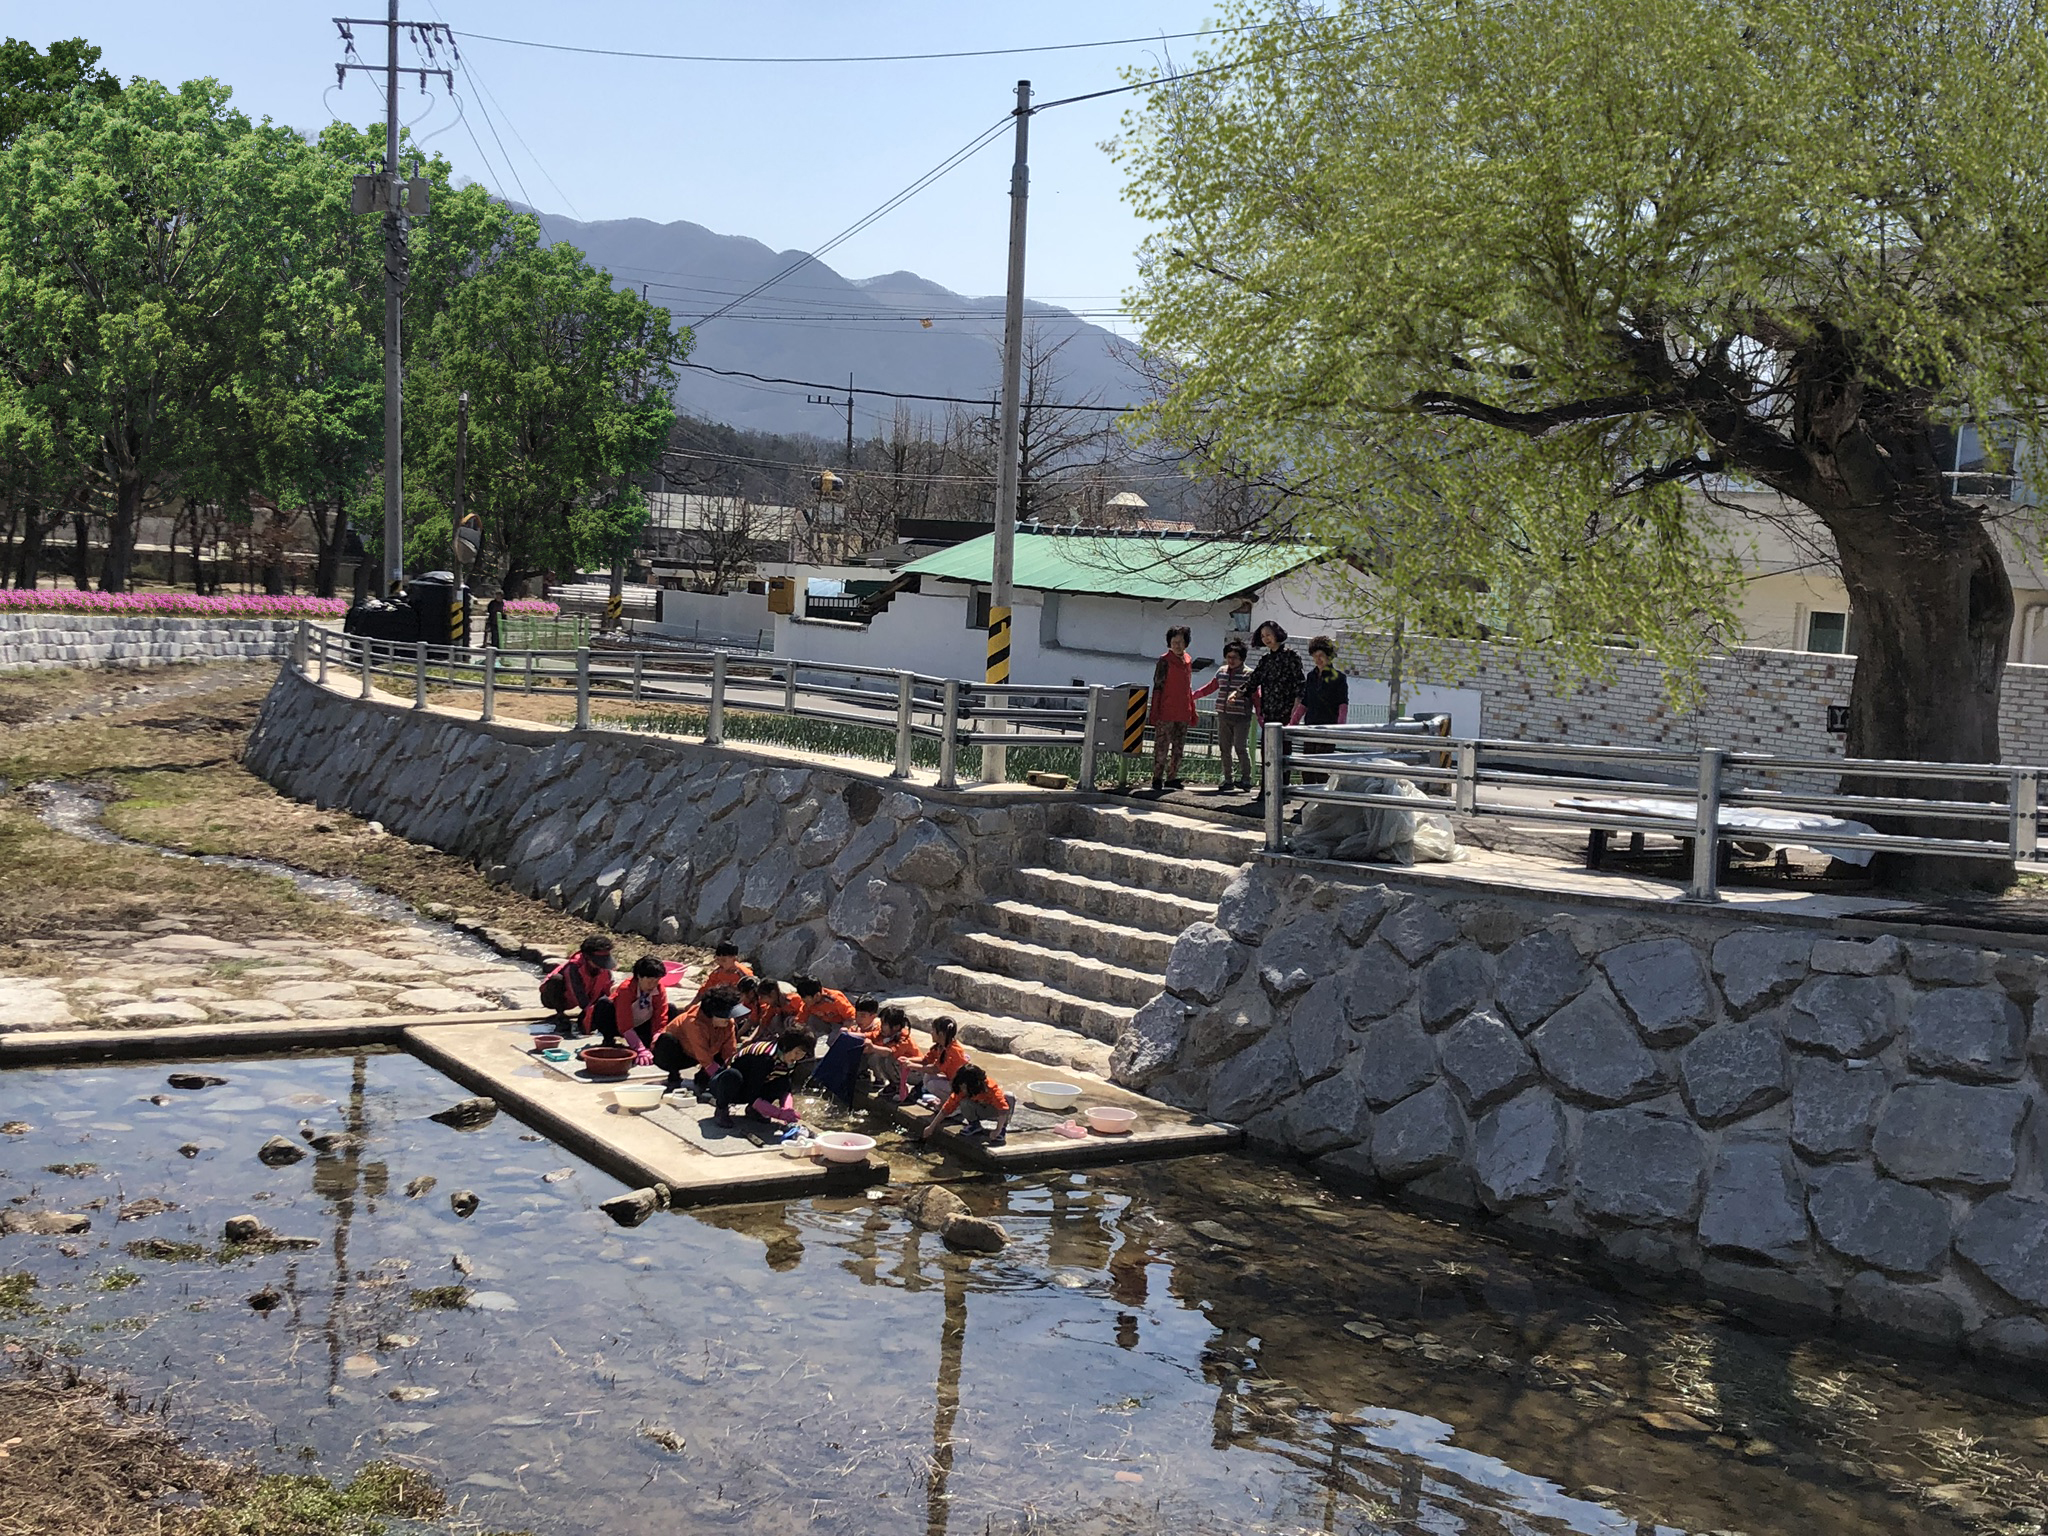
[[167, 1072, 227, 1090], [1190, 1220, 1255, 1250], [449, 1189, 480, 1218], [178, 1142, 203, 1159], [305, 1131, 364, 1155], [428, 1097, 498, 1130], [404, 1175, 437, 1198], [0, 1209, 91, 1236], [600, 1185, 671, 1228], [902, 1185, 969, 1231], [247, 1286, 283, 1312], [223, 1215, 267, 1243], [941, 1215, 1009, 1253], [256, 1136, 306, 1166], [144, 1094, 175, 1106]]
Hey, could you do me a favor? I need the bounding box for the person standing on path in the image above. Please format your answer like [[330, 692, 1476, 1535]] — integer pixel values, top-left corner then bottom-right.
[[1148, 625, 1200, 793], [1248, 621, 1305, 738], [1193, 637, 1256, 793], [1293, 634, 1350, 781]]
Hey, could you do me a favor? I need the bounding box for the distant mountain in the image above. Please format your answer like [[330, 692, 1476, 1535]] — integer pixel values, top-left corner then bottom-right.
[[529, 210, 1148, 436]]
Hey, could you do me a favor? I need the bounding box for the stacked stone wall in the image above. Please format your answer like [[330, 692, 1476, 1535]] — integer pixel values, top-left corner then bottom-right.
[[246, 668, 1040, 993], [1115, 862, 2048, 1366], [0, 612, 300, 671], [1347, 632, 2048, 764]]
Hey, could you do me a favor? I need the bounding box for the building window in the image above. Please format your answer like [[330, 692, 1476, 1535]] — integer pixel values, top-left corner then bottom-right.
[[1806, 610, 1851, 654]]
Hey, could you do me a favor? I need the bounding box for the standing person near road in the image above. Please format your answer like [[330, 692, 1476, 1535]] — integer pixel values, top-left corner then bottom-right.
[[1148, 625, 1200, 793], [1248, 621, 1305, 742], [1194, 637, 1257, 793], [1293, 635, 1350, 779]]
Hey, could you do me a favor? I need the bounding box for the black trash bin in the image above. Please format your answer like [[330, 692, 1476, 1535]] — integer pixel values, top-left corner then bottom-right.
[[406, 573, 468, 649]]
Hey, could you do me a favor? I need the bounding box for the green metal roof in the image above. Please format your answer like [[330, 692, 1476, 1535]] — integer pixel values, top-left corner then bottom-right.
[[900, 532, 1327, 603]]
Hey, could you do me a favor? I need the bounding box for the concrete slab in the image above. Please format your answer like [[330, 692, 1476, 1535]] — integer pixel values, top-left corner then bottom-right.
[[0, 1010, 557, 1065], [403, 1018, 888, 1207]]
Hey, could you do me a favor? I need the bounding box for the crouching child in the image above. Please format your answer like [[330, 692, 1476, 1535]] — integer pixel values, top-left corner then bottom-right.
[[920, 1064, 1013, 1148], [651, 984, 747, 1094], [710, 1029, 817, 1130]]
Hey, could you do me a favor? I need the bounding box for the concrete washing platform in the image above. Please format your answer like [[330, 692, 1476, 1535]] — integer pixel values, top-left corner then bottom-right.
[[1, 1010, 1241, 1207]]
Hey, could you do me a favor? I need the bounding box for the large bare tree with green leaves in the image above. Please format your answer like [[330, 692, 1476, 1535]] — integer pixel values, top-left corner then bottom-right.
[[1122, 0, 2048, 798]]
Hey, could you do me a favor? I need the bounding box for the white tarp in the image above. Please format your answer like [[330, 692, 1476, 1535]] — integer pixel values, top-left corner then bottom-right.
[[1555, 795, 1879, 867]]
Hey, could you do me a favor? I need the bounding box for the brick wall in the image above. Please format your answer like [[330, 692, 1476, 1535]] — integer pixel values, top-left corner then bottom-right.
[[1346, 634, 2048, 765]]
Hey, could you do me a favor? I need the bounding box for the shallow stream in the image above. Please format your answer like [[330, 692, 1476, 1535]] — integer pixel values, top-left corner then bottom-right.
[[6, 1053, 2048, 1534]]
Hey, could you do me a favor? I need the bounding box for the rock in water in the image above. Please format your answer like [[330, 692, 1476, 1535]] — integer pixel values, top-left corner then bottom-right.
[[178, 1143, 202, 1159], [542, 1167, 574, 1184], [428, 1097, 498, 1130], [247, 1287, 283, 1312], [257, 1136, 306, 1167], [404, 1175, 437, 1198], [449, 1189, 480, 1218], [0, 1209, 91, 1236], [902, 1185, 970, 1231], [167, 1073, 227, 1090], [144, 1094, 174, 1106], [223, 1215, 267, 1243], [306, 1131, 362, 1155], [451, 1251, 476, 1275], [941, 1215, 1009, 1253], [1190, 1220, 1256, 1250], [118, 1197, 177, 1222], [600, 1186, 669, 1228]]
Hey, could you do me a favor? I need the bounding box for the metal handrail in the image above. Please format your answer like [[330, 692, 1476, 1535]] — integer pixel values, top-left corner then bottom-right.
[[1264, 721, 2048, 900], [301, 623, 1106, 791]]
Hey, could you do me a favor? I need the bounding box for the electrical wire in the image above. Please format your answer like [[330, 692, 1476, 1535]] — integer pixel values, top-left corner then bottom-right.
[[446, 22, 1266, 66], [678, 360, 1134, 411]]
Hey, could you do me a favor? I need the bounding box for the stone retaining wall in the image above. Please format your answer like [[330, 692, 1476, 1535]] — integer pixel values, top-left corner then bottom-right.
[[246, 668, 1044, 992], [0, 612, 300, 671], [1114, 862, 2048, 1366]]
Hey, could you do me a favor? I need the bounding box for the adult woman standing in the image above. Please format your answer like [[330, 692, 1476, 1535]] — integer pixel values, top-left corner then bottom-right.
[[1248, 621, 1305, 740]]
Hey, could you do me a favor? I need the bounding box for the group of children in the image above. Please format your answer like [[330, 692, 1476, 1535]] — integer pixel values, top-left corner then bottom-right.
[[1146, 621, 1350, 794], [540, 938, 1016, 1144]]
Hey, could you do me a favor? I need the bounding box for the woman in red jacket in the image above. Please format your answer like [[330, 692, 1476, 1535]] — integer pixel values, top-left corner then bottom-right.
[[1148, 625, 1199, 794], [593, 955, 671, 1063]]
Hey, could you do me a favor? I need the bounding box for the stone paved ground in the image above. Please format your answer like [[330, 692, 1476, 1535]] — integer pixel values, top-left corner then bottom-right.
[[0, 914, 543, 1032]]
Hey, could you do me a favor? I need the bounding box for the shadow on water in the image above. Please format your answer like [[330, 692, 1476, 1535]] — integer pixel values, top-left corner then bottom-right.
[[3, 1051, 2046, 1535]]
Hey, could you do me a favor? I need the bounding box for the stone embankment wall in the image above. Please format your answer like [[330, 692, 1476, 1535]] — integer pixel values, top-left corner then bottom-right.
[[1115, 864, 2048, 1366], [0, 612, 301, 671], [246, 668, 1041, 991]]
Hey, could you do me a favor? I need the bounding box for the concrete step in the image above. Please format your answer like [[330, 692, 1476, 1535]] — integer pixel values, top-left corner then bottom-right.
[[985, 898, 1177, 974], [1062, 802, 1264, 866], [1011, 867, 1214, 935], [928, 963, 1138, 1045], [1045, 837, 1243, 903], [951, 930, 1163, 1010], [887, 993, 1114, 1078]]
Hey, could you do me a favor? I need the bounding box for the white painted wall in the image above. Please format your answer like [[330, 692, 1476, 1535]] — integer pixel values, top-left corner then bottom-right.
[[652, 587, 772, 647]]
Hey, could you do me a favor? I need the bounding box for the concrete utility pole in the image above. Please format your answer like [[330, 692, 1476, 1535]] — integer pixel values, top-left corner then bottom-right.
[[806, 374, 856, 467], [333, 6, 452, 597], [985, 79, 1032, 783]]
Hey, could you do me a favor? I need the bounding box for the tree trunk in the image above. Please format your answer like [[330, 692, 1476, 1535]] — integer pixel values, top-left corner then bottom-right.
[[99, 477, 141, 593], [1822, 503, 2014, 890], [71, 514, 92, 590], [311, 499, 344, 599]]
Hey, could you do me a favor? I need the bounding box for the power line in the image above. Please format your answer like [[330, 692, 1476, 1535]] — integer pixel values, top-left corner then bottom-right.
[[447, 22, 1263, 66], [678, 359, 1135, 412]]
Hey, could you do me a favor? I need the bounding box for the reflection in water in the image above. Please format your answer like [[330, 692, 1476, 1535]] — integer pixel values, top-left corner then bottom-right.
[[3, 1054, 2046, 1536]]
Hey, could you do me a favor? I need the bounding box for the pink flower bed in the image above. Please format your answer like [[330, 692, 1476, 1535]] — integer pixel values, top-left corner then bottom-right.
[[501, 598, 560, 615], [0, 590, 345, 618]]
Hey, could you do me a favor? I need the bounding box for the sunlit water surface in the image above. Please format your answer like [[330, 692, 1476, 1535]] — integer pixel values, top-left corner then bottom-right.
[[4, 1052, 2046, 1536]]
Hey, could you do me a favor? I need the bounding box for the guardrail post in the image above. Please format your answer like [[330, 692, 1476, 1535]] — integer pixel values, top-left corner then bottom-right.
[[575, 648, 592, 730], [316, 627, 330, 685], [2013, 769, 2040, 863], [293, 619, 309, 674], [706, 652, 727, 745], [938, 679, 960, 791], [524, 649, 535, 695], [631, 650, 644, 704], [1079, 686, 1104, 790], [1454, 741, 1478, 814], [1263, 722, 1286, 852], [359, 639, 374, 699], [480, 646, 497, 723], [413, 641, 428, 710], [1688, 747, 1724, 901], [783, 659, 798, 717], [891, 672, 914, 778]]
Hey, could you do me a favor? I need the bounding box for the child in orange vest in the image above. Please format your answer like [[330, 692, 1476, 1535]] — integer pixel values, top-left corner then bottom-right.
[[920, 1063, 1012, 1148]]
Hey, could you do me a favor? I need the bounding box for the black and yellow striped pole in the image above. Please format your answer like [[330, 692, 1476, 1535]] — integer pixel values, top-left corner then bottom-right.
[[983, 79, 1033, 784], [1122, 686, 1149, 753]]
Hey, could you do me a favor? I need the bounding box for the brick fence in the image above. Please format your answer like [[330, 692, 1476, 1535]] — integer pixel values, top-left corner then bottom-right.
[[0, 612, 300, 671], [1346, 633, 2048, 765]]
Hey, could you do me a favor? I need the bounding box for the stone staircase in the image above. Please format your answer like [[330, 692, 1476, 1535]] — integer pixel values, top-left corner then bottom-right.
[[895, 802, 1263, 1076]]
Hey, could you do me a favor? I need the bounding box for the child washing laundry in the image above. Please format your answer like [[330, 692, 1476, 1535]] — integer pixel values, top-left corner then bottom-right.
[[710, 1029, 818, 1130], [920, 1063, 1013, 1147]]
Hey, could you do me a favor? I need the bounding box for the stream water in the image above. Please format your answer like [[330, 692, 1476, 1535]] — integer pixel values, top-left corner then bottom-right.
[[5, 1053, 2047, 1535]]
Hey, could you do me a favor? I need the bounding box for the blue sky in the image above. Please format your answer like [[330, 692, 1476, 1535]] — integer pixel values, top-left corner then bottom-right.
[[18, 1, 1226, 320]]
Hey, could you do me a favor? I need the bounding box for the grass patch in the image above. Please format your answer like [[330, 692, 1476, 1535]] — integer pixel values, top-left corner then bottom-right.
[[189, 1460, 445, 1536], [43, 1162, 98, 1177], [406, 1285, 470, 1310], [95, 1267, 142, 1293], [125, 1237, 205, 1262], [0, 1271, 39, 1314]]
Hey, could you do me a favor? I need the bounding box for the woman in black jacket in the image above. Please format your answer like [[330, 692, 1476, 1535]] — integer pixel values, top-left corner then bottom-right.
[[1248, 621, 1304, 729]]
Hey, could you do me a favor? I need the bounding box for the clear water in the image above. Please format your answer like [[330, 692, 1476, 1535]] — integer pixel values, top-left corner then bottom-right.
[[4, 1052, 2045, 1536]]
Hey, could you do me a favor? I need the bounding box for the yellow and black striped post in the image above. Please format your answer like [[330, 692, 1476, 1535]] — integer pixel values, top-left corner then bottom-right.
[[605, 592, 624, 629], [985, 605, 1012, 686], [448, 591, 465, 648], [1122, 686, 1149, 753]]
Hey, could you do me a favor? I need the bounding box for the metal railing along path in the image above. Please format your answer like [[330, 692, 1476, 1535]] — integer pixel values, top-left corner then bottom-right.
[[1259, 721, 2047, 900], [301, 622, 1113, 793]]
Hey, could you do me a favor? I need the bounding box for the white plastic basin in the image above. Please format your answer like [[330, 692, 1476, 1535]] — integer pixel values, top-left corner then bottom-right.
[[611, 1082, 665, 1113], [1027, 1081, 1083, 1112], [813, 1131, 876, 1164], [1086, 1105, 1138, 1135]]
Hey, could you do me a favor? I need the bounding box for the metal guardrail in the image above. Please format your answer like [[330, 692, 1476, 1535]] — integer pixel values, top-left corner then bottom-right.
[[301, 622, 1114, 792], [1258, 721, 2047, 900]]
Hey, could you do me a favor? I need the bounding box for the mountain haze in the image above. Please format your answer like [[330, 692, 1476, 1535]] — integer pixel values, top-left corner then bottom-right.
[[530, 210, 1149, 437]]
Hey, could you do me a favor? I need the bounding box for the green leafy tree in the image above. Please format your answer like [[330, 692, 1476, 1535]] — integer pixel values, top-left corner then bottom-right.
[[1123, 0, 2048, 872], [0, 36, 119, 146], [407, 226, 686, 592]]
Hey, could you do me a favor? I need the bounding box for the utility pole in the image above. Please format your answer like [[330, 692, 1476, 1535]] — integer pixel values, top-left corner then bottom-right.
[[985, 79, 1032, 783], [807, 373, 856, 466], [452, 391, 476, 645], [333, 6, 452, 597]]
